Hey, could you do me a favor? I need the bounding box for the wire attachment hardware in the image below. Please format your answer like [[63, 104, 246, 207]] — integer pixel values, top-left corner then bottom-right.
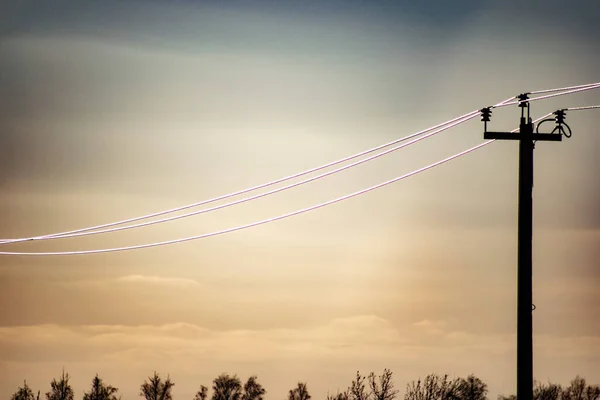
[[535, 109, 572, 138], [480, 107, 492, 132], [518, 93, 530, 108]]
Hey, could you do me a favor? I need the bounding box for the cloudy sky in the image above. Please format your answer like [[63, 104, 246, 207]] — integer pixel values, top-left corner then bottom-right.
[[1, 0, 599, 399]]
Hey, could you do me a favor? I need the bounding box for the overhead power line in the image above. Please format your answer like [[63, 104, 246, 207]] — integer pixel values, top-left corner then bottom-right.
[[0, 111, 555, 257], [497, 83, 600, 108], [0, 143, 494, 256], [529, 82, 600, 95], [1, 113, 479, 244], [565, 105, 600, 111], [0, 82, 596, 252], [0, 97, 515, 245]]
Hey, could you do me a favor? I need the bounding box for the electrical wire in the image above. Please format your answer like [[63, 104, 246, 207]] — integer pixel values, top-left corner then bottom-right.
[[566, 105, 600, 111], [0, 111, 557, 256], [0, 114, 479, 244], [0, 97, 515, 245], [497, 83, 600, 108], [0, 83, 592, 249], [529, 82, 600, 95], [0, 141, 496, 256]]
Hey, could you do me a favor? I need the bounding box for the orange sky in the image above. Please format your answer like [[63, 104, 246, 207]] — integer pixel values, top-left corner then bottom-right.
[[1, 1, 599, 399]]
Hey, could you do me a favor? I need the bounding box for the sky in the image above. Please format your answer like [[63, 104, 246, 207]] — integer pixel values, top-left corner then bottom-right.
[[0, 0, 599, 398]]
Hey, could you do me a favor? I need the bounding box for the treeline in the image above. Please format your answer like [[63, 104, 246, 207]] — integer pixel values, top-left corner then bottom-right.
[[10, 370, 600, 400]]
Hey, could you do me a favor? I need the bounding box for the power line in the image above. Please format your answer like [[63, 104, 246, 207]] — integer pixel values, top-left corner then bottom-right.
[[529, 82, 600, 95], [0, 97, 516, 245], [497, 83, 600, 108], [0, 140, 496, 256], [0, 84, 594, 249], [566, 105, 600, 111], [1, 81, 590, 245], [0, 112, 556, 256], [1, 113, 479, 244]]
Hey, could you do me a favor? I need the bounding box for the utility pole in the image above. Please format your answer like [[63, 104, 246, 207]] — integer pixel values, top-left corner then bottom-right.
[[481, 95, 569, 400]]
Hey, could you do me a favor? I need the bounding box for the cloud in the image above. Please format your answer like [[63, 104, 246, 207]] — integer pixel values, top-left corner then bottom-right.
[[116, 275, 199, 287], [1, 316, 598, 365]]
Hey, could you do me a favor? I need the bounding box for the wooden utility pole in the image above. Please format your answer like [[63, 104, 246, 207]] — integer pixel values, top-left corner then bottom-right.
[[481, 94, 566, 400]]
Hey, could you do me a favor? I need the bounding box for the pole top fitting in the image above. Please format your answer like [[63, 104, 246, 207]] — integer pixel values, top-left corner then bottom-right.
[[554, 109, 567, 124], [518, 93, 530, 108], [480, 107, 492, 122]]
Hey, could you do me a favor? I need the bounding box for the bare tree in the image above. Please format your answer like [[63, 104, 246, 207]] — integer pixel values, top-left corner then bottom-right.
[[11, 381, 36, 400], [404, 374, 461, 400], [584, 385, 600, 400], [349, 372, 370, 400], [194, 385, 209, 400], [83, 375, 120, 400], [369, 370, 399, 400], [212, 374, 242, 400], [533, 381, 562, 400], [563, 376, 600, 400], [327, 390, 350, 400], [288, 382, 311, 400], [456, 375, 487, 400], [504, 376, 599, 400], [46, 371, 74, 400], [242, 376, 266, 400], [140, 372, 174, 400], [563, 376, 587, 400]]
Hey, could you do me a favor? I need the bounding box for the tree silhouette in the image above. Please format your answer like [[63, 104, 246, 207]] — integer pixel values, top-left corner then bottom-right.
[[327, 390, 350, 400], [194, 385, 209, 400], [456, 375, 487, 400], [288, 382, 311, 400], [533, 381, 562, 400], [83, 375, 119, 400], [404, 373, 462, 400], [349, 372, 370, 400], [140, 372, 174, 400], [501, 376, 600, 400], [368, 370, 399, 400], [242, 376, 266, 400], [212, 374, 242, 400], [11, 381, 37, 400], [562, 376, 600, 400], [45, 371, 74, 400]]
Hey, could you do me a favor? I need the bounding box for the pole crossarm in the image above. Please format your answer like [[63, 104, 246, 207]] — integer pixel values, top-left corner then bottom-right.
[[483, 131, 562, 141]]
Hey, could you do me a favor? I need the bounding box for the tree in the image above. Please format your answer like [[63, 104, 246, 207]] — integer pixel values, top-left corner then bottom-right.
[[46, 371, 74, 400], [585, 385, 600, 400], [404, 373, 461, 400], [140, 372, 174, 400], [563, 376, 600, 400], [194, 385, 209, 400], [327, 391, 350, 400], [288, 382, 311, 400], [11, 381, 37, 400], [349, 372, 370, 400], [503, 376, 600, 400], [369, 370, 399, 400], [212, 374, 242, 400], [83, 375, 119, 400], [242, 376, 266, 400], [533, 381, 562, 400], [456, 375, 487, 400]]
